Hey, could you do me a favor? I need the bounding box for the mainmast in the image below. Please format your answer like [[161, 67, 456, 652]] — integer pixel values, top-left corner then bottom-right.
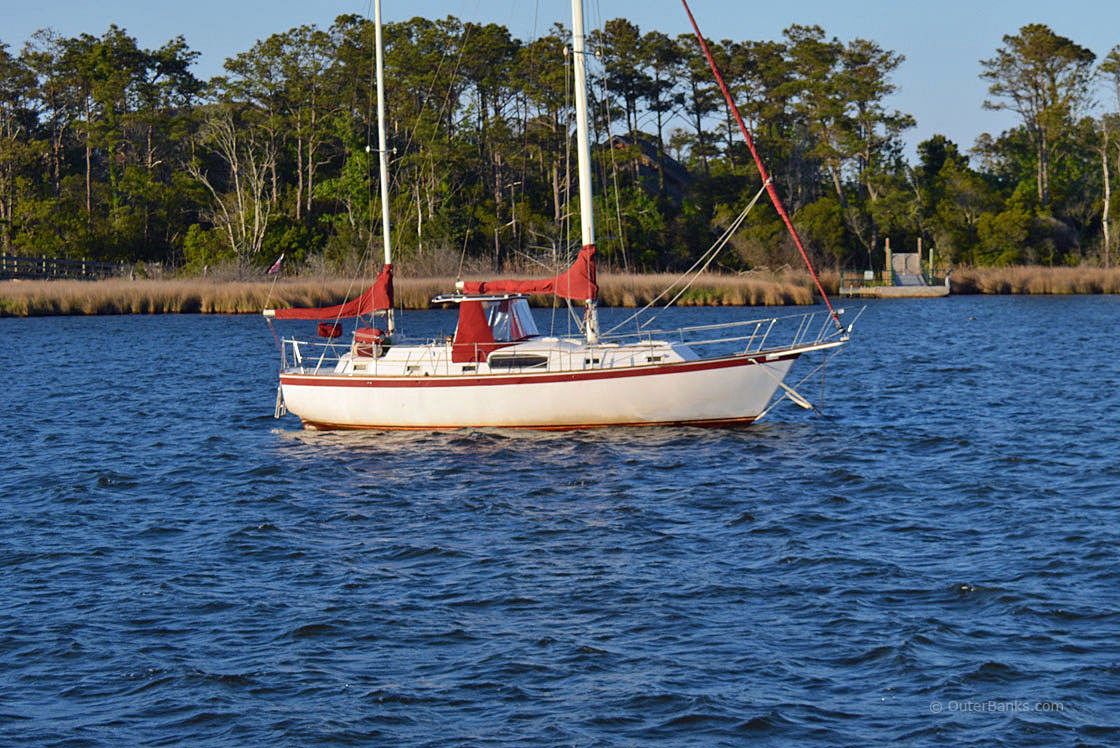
[[570, 0, 599, 344], [374, 0, 395, 335]]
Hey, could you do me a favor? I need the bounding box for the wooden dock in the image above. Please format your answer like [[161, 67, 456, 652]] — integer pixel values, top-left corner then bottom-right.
[[839, 252, 949, 298]]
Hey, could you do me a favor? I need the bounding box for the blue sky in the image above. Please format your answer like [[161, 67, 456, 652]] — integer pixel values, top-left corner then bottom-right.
[[3, 0, 1119, 159]]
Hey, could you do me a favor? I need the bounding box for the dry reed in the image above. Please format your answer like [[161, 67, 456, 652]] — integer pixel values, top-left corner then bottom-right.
[[0, 272, 817, 317], [8, 265, 1115, 317], [950, 266, 1120, 295]]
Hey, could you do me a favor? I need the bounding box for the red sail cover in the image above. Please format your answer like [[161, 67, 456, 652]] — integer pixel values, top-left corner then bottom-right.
[[461, 245, 597, 300], [272, 264, 394, 320]]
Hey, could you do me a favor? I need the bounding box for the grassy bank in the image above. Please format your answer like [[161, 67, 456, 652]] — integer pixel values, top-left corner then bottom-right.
[[949, 266, 1120, 294], [0, 272, 817, 317], [4, 266, 1116, 317]]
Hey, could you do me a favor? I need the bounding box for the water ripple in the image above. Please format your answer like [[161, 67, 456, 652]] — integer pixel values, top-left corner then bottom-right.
[[3, 299, 1120, 746]]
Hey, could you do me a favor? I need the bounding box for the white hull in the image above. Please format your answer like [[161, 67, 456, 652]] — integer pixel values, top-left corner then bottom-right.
[[280, 351, 799, 430]]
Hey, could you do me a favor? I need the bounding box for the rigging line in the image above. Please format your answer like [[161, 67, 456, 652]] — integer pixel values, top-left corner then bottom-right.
[[655, 184, 768, 314], [603, 206, 746, 335], [456, 220, 471, 280], [761, 351, 841, 419], [758, 340, 846, 420], [262, 257, 283, 312], [603, 179, 768, 336], [363, 3, 379, 258], [395, 19, 473, 177], [362, 13, 476, 278], [341, 6, 382, 329], [600, 86, 630, 274], [562, 43, 574, 271], [788, 352, 836, 393], [755, 364, 817, 419], [679, 0, 843, 334], [546, 42, 576, 340]]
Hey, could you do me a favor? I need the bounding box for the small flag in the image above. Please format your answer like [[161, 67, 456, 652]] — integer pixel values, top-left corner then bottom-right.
[[267, 254, 284, 274]]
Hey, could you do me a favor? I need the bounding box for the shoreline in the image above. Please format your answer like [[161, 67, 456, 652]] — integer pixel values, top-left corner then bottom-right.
[[2, 266, 1119, 316], [0, 273, 817, 317]]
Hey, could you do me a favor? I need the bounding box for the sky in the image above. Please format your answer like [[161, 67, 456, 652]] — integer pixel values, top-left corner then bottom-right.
[[3, 0, 1119, 159]]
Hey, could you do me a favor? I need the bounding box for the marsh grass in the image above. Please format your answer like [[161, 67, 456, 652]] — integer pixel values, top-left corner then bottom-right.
[[598, 272, 814, 307], [950, 266, 1120, 295], [0, 271, 818, 316]]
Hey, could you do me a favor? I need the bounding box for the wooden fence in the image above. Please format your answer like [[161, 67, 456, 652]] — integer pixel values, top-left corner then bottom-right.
[[0, 255, 131, 281]]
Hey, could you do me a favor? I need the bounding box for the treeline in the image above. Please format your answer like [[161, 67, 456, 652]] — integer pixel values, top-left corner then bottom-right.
[[0, 17, 1118, 274]]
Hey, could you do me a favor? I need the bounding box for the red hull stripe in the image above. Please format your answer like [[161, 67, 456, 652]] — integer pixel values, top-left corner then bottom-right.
[[299, 415, 758, 431], [280, 351, 800, 389]]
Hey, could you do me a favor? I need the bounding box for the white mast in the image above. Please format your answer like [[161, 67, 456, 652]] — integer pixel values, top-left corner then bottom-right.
[[374, 0, 395, 335], [570, 0, 599, 344]]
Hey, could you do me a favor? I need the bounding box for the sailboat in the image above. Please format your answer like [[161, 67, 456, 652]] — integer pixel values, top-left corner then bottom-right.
[[263, 0, 854, 431]]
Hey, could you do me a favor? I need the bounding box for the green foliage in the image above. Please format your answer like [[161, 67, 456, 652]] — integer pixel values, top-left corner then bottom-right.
[[0, 16, 1115, 274], [182, 223, 234, 272], [981, 24, 1096, 208], [795, 197, 846, 262], [263, 217, 323, 267]]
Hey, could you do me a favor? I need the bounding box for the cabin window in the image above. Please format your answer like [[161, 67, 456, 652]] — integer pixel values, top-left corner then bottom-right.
[[488, 353, 549, 369], [646, 356, 663, 363], [584, 357, 600, 365], [487, 298, 540, 342], [461, 365, 477, 372], [406, 365, 421, 374]]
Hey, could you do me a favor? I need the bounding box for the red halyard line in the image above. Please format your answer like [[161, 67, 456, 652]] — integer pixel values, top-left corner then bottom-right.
[[280, 351, 802, 388], [680, 0, 843, 332]]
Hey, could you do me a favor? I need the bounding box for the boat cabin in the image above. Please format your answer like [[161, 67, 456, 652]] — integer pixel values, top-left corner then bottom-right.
[[432, 293, 540, 362]]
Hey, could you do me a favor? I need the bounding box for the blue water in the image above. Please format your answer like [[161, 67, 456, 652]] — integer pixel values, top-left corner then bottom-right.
[[3, 297, 1119, 746]]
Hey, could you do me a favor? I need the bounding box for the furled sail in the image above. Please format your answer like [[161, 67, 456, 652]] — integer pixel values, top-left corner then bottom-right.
[[270, 264, 393, 320], [460, 245, 597, 301]]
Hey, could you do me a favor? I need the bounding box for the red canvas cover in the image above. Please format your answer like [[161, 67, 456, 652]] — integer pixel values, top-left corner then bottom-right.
[[317, 322, 343, 338], [273, 264, 394, 319], [353, 327, 386, 357], [354, 328, 386, 343], [451, 301, 509, 363], [461, 245, 597, 301]]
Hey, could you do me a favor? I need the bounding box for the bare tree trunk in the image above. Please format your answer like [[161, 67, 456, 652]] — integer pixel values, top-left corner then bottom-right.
[[84, 101, 93, 220], [0, 162, 10, 253], [552, 162, 562, 223], [305, 144, 314, 216], [0, 108, 12, 250], [725, 109, 735, 166], [295, 136, 304, 222], [655, 107, 666, 195], [493, 150, 504, 270], [1104, 122, 1113, 268], [1034, 127, 1043, 204], [692, 92, 708, 176], [415, 180, 423, 253], [52, 127, 64, 197], [187, 108, 276, 260], [84, 141, 92, 218], [269, 132, 279, 204]]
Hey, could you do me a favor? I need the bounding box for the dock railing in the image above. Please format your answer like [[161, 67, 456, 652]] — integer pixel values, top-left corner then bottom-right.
[[840, 268, 948, 289], [0, 254, 131, 281]]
